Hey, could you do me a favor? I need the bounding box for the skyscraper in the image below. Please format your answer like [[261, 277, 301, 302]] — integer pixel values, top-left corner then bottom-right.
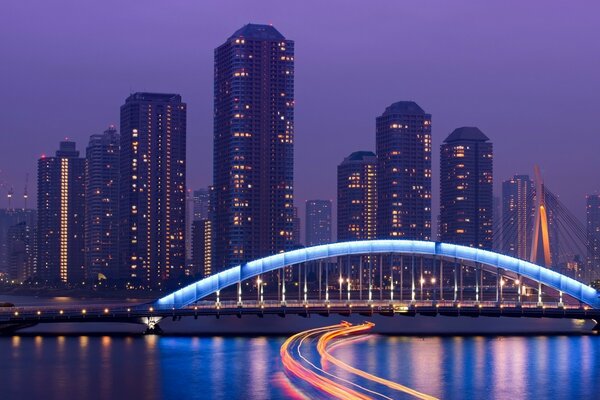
[[337, 151, 377, 241], [376, 102, 432, 240], [85, 125, 120, 280], [305, 200, 332, 246], [37, 141, 85, 283], [119, 92, 187, 287], [502, 175, 534, 259], [213, 24, 295, 271], [439, 127, 493, 249], [586, 194, 600, 281]]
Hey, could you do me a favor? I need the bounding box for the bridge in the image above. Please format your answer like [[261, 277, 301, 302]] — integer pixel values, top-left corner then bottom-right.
[[2, 240, 600, 334]]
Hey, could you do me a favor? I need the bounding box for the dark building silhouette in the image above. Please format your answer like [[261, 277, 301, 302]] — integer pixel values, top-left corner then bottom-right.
[[37, 141, 85, 283], [305, 200, 332, 246], [502, 175, 534, 259], [119, 93, 187, 287], [439, 127, 493, 249], [192, 219, 212, 278], [376, 102, 432, 240], [85, 125, 120, 280], [212, 24, 295, 271], [337, 151, 377, 241], [586, 194, 600, 281]]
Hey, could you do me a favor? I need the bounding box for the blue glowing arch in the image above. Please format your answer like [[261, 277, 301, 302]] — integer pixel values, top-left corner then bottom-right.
[[154, 240, 600, 309]]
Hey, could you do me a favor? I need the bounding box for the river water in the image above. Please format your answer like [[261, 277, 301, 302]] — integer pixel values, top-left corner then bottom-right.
[[1, 296, 598, 399]]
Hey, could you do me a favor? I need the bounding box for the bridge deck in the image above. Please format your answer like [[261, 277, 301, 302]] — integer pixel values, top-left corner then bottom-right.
[[1, 300, 599, 331]]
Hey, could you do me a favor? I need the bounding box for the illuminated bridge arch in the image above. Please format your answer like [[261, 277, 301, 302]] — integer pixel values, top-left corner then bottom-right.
[[154, 240, 600, 309]]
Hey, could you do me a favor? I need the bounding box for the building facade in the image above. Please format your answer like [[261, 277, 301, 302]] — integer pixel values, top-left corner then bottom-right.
[[37, 141, 85, 283], [191, 219, 212, 278], [85, 126, 120, 280], [305, 200, 332, 246], [439, 127, 493, 249], [119, 92, 187, 287], [337, 151, 377, 241], [376, 102, 432, 240], [586, 194, 600, 281], [212, 24, 295, 271], [502, 175, 535, 259]]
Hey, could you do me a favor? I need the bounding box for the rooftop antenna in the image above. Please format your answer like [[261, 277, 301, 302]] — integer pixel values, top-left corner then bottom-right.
[[23, 173, 29, 210]]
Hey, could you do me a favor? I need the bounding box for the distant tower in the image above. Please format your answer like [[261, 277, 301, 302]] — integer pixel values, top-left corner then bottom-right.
[[376, 102, 432, 240], [85, 126, 120, 280], [305, 200, 332, 246], [212, 24, 295, 271], [37, 141, 86, 283], [502, 175, 535, 259], [337, 151, 377, 241], [119, 93, 187, 286], [192, 188, 210, 221], [439, 127, 493, 249]]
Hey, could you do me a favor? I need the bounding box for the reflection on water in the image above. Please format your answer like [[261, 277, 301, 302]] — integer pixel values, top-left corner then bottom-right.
[[1, 334, 598, 399]]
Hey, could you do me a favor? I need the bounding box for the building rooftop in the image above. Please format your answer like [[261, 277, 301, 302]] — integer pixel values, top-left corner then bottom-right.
[[125, 92, 182, 103], [444, 127, 490, 143], [230, 24, 285, 41], [342, 151, 377, 164], [382, 101, 426, 116]]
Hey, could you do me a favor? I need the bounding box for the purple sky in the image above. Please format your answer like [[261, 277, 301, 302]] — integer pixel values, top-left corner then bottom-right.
[[2, 1, 600, 229]]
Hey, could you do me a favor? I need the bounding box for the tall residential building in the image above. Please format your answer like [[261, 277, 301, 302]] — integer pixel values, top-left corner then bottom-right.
[[439, 127, 493, 249], [586, 194, 600, 281], [337, 152, 377, 241], [119, 93, 187, 286], [376, 101, 432, 240], [187, 188, 210, 266], [502, 175, 534, 259], [305, 200, 332, 246], [192, 219, 212, 278], [213, 24, 295, 271], [85, 126, 120, 280], [37, 141, 85, 283]]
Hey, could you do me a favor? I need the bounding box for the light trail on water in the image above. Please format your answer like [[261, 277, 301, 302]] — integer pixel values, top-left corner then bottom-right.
[[280, 323, 373, 399], [317, 324, 438, 400]]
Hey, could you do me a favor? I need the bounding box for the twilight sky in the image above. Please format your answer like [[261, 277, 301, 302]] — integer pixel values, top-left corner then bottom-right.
[[1, 1, 600, 230]]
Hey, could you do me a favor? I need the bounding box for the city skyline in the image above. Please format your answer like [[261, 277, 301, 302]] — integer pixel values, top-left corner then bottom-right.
[[2, 2, 600, 229]]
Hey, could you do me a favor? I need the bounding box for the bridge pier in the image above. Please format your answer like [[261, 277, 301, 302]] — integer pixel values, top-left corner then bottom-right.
[[593, 320, 600, 333], [141, 316, 163, 335]]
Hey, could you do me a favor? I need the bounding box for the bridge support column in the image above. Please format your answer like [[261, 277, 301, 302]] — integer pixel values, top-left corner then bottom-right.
[[558, 291, 564, 308], [592, 320, 600, 333]]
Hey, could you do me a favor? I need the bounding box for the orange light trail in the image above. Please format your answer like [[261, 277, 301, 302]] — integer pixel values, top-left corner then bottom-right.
[[280, 323, 374, 400], [317, 324, 438, 400]]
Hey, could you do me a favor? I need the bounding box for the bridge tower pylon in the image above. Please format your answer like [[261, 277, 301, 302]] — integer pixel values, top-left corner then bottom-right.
[[530, 165, 552, 268]]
